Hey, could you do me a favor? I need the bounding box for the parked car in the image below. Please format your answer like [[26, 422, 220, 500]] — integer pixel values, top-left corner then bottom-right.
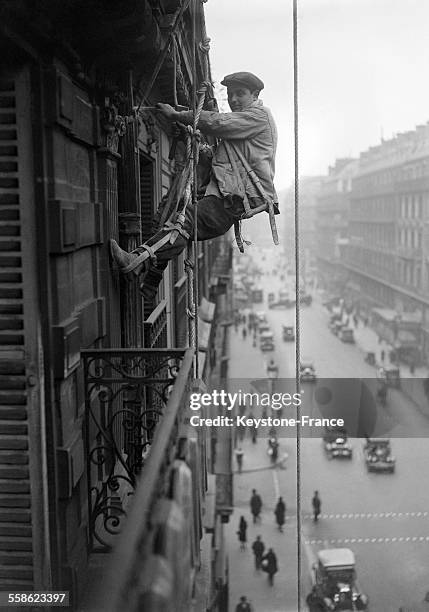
[[282, 325, 295, 341], [364, 438, 396, 473], [300, 359, 317, 382], [339, 327, 355, 343], [299, 292, 313, 306], [307, 548, 369, 612], [323, 426, 352, 459], [260, 331, 275, 352]]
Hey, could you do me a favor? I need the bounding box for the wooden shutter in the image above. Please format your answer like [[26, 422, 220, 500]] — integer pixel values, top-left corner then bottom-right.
[[0, 71, 36, 589]]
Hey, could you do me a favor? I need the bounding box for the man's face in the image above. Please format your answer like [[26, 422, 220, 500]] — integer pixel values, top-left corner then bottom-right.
[[227, 85, 258, 111]]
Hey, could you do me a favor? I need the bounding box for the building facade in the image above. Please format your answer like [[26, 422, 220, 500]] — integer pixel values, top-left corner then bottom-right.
[[0, 1, 232, 609], [315, 159, 358, 295], [343, 125, 429, 364], [283, 176, 323, 283]]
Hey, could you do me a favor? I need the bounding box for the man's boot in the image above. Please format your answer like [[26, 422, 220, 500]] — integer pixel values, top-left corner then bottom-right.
[[109, 240, 148, 277]]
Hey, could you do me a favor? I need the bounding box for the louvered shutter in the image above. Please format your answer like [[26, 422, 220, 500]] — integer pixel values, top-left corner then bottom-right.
[[0, 72, 35, 589]]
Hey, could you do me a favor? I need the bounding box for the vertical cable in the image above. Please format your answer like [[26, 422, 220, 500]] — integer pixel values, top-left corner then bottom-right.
[[293, 0, 302, 609]]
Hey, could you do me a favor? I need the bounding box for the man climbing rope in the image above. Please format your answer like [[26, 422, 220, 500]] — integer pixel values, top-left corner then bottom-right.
[[109, 71, 278, 299]]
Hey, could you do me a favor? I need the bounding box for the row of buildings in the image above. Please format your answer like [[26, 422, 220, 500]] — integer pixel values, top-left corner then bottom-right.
[[0, 1, 233, 610], [286, 122, 429, 366]]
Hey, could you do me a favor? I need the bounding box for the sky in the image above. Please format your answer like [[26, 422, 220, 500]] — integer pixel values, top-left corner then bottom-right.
[[204, 0, 429, 191]]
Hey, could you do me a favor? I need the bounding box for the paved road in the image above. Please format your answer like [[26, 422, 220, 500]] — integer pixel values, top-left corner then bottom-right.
[[228, 248, 429, 611]]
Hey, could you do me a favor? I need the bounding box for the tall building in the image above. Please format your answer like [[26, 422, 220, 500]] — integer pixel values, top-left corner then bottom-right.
[[0, 2, 232, 609], [344, 124, 429, 364], [316, 159, 358, 293], [283, 176, 323, 281]]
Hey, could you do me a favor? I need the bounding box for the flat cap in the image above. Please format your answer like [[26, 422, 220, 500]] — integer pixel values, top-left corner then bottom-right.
[[221, 71, 264, 91]]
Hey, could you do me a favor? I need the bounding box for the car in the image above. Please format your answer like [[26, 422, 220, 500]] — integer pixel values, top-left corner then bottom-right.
[[269, 297, 295, 309], [339, 327, 355, 343], [323, 426, 352, 459], [307, 548, 369, 612], [258, 322, 271, 335], [255, 311, 267, 323], [383, 367, 400, 389], [282, 325, 295, 341], [260, 331, 275, 352], [299, 292, 313, 306], [300, 359, 316, 382], [364, 438, 396, 473]]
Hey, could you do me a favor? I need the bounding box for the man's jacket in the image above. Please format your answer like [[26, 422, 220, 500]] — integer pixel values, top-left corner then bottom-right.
[[180, 100, 278, 208]]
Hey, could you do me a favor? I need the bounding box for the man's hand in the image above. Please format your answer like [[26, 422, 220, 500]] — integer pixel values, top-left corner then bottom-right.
[[155, 103, 178, 120]]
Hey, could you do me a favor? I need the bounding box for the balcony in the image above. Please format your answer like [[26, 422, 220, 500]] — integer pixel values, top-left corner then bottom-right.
[[81, 347, 199, 611], [81, 348, 194, 553]]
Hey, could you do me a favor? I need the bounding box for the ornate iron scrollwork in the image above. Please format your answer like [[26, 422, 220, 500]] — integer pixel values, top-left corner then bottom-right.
[[82, 349, 189, 551]]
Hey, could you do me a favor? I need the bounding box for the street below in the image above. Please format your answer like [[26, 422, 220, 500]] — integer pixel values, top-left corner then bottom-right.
[[226, 248, 429, 611]]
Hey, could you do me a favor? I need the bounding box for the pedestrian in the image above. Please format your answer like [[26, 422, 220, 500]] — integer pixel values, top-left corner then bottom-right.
[[237, 423, 246, 442], [312, 490, 321, 522], [251, 535, 265, 571], [261, 548, 278, 586], [274, 497, 286, 532], [380, 349, 385, 362], [353, 314, 358, 328], [235, 595, 252, 612], [306, 586, 325, 612], [109, 71, 278, 300], [242, 327, 247, 340], [250, 488, 263, 524], [237, 516, 247, 551], [235, 447, 244, 473]]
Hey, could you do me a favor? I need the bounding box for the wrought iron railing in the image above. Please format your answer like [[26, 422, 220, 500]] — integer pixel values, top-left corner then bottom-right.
[[82, 347, 193, 553]]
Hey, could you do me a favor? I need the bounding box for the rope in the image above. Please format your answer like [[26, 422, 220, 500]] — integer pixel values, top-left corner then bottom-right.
[[293, 0, 302, 610], [136, 0, 191, 114], [190, 0, 199, 376]]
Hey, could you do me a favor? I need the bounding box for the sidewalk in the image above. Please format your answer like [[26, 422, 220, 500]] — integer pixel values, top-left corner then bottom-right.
[[339, 311, 429, 417], [226, 434, 302, 612], [226, 326, 306, 612]]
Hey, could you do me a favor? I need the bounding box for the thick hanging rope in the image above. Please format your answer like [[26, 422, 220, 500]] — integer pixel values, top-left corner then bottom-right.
[[135, 0, 192, 114], [293, 0, 302, 610]]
